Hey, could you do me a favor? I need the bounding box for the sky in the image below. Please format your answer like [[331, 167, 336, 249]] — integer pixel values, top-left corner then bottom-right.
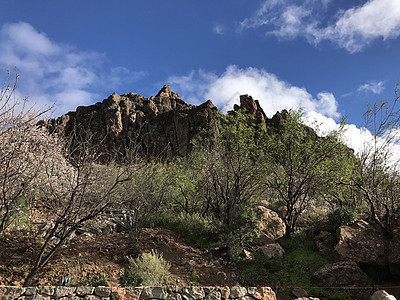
[[1, 0, 400, 153]]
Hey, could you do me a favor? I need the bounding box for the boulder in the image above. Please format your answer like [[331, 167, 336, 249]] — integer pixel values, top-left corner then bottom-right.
[[254, 204, 286, 243], [335, 220, 388, 265], [312, 261, 373, 287], [261, 243, 285, 259], [370, 290, 396, 300]]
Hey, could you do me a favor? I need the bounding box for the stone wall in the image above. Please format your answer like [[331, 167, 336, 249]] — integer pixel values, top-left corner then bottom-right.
[[0, 285, 276, 300]]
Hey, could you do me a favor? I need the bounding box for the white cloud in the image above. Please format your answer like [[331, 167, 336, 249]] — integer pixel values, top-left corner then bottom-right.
[[240, 0, 400, 53], [357, 81, 385, 94], [0, 22, 145, 115], [168, 65, 340, 119]]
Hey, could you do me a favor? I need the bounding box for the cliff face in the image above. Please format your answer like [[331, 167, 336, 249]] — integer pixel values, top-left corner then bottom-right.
[[46, 86, 273, 161]]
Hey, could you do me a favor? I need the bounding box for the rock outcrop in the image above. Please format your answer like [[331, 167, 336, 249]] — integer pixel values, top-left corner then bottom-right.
[[44, 86, 275, 161]]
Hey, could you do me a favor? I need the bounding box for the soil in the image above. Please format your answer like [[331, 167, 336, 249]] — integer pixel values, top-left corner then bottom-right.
[[0, 228, 238, 287]]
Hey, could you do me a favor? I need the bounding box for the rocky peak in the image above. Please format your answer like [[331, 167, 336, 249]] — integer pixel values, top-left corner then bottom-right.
[[156, 85, 180, 99], [44, 86, 300, 161], [233, 94, 267, 126]]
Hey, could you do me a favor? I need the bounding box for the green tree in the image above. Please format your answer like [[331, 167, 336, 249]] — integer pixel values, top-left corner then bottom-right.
[[186, 111, 264, 259], [261, 109, 354, 235]]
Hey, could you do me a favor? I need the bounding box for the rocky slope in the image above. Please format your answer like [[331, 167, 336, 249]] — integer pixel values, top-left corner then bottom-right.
[[43, 85, 285, 161]]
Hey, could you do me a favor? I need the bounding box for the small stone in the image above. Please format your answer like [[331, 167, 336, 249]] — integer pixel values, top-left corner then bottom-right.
[[292, 288, 307, 298], [84, 295, 98, 300]]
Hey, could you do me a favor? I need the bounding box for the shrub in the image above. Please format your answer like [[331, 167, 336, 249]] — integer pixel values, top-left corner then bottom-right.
[[328, 207, 358, 228], [77, 273, 109, 287], [120, 250, 170, 286]]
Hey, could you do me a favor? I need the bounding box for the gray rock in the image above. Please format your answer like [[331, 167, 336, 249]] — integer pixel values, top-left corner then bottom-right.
[[205, 290, 221, 300], [312, 261, 373, 287], [166, 293, 182, 300], [38, 287, 55, 296], [292, 288, 307, 298], [253, 205, 286, 242], [33, 295, 51, 300], [181, 287, 206, 300], [335, 220, 387, 265], [76, 286, 94, 296], [141, 287, 168, 299], [54, 286, 76, 298], [261, 243, 285, 259], [371, 290, 397, 300], [2, 286, 25, 299], [94, 286, 111, 298], [229, 286, 247, 298], [23, 287, 37, 296]]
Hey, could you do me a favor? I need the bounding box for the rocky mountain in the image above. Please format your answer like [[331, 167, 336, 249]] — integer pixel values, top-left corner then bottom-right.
[[44, 85, 284, 161]]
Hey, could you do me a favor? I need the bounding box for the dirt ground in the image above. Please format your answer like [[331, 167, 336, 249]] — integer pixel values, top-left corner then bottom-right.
[[0, 228, 238, 287]]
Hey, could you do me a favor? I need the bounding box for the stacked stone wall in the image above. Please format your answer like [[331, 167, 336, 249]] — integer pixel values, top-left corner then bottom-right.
[[0, 285, 276, 300]]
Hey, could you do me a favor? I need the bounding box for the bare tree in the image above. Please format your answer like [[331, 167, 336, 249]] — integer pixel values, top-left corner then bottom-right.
[[0, 72, 51, 234], [351, 83, 400, 236], [23, 126, 139, 286]]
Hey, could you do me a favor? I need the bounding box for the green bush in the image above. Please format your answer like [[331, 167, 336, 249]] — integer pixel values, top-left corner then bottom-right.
[[77, 273, 109, 287], [120, 250, 170, 286], [328, 207, 358, 228]]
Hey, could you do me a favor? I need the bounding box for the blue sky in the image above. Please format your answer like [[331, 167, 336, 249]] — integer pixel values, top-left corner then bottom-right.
[[1, 0, 400, 150]]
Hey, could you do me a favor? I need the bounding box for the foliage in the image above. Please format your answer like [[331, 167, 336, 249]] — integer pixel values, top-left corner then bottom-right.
[[77, 273, 110, 287], [59, 274, 72, 287], [120, 250, 170, 286], [328, 207, 359, 228]]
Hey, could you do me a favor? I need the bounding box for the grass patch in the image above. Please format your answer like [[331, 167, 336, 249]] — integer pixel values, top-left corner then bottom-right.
[[143, 211, 219, 251], [235, 233, 352, 299]]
